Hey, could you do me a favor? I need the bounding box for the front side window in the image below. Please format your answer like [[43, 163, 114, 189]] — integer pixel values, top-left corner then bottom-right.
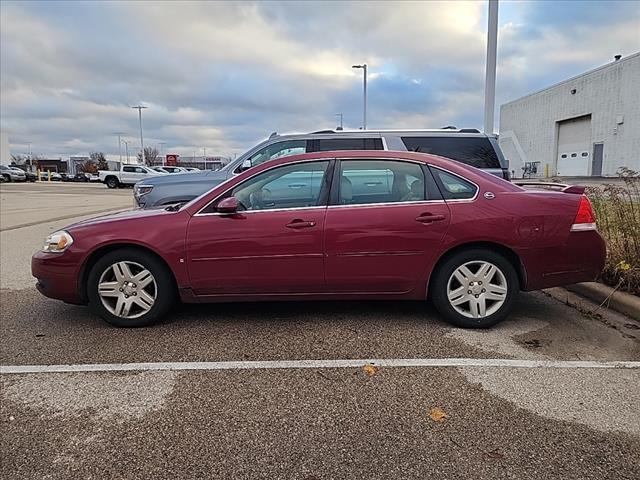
[[401, 136, 501, 169], [237, 140, 307, 173], [223, 161, 330, 211], [338, 160, 427, 205], [430, 167, 477, 200], [135, 167, 148, 174]]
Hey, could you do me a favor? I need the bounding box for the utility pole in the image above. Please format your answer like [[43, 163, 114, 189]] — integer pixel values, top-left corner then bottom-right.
[[484, 0, 499, 135], [352, 64, 367, 129], [114, 132, 124, 163], [131, 105, 147, 164], [122, 140, 130, 163], [27, 142, 32, 170], [335, 113, 344, 130]]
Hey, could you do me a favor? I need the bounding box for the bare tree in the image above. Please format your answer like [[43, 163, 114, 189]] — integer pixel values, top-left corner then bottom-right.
[[81, 161, 99, 174], [10, 154, 26, 165], [90, 152, 108, 170], [137, 147, 159, 166]]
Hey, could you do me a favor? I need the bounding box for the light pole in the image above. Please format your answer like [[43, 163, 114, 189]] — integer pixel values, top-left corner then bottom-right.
[[27, 142, 32, 171], [158, 141, 166, 161], [202, 147, 207, 170], [122, 140, 130, 163], [352, 64, 367, 129], [131, 105, 147, 164], [335, 113, 343, 130], [484, 0, 499, 134], [114, 132, 124, 163]]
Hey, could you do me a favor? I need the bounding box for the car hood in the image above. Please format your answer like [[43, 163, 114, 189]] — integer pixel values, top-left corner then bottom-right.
[[137, 169, 228, 186], [66, 206, 178, 230]]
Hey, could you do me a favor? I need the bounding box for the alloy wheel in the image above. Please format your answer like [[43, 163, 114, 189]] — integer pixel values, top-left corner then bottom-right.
[[446, 260, 508, 319], [97, 261, 157, 319]]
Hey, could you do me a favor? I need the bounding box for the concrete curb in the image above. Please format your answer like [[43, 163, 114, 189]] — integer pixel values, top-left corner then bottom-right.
[[565, 282, 640, 321]]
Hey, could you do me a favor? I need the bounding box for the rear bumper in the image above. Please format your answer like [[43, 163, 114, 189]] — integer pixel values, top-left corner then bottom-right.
[[31, 252, 83, 304], [519, 230, 606, 291]]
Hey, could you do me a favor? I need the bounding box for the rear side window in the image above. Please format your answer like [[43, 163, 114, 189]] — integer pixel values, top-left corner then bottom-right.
[[123, 166, 136, 173], [310, 138, 383, 152], [401, 136, 501, 169], [338, 159, 434, 205], [429, 167, 477, 200]]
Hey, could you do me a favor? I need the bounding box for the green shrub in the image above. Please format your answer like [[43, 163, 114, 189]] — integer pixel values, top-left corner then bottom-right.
[[586, 167, 640, 295]]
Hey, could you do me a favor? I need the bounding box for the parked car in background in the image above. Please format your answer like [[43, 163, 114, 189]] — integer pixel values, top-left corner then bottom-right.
[[161, 165, 189, 174], [71, 172, 90, 182], [134, 128, 509, 208], [1, 165, 26, 182], [33, 150, 604, 329], [9, 166, 36, 182], [88, 173, 101, 182], [39, 171, 62, 181], [99, 164, 166, 188], [183, 167, 201, 172]]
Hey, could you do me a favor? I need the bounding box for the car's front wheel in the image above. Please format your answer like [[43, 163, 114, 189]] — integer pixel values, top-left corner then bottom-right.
[[430, 248, 518, 328], [87, 248, 175, 327]]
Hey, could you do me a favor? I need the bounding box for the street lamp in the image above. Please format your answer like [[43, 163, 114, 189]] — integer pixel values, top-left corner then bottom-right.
[[202, 147, 207, 170], [335, 113, 343, 130], [131, 105, 147, 163], [114, 132, 124, 163], [352, 64, 367, 130], [122, 140, 130, 163]]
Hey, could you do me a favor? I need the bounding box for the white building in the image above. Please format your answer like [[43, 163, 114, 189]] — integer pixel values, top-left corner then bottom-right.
[[499, 52, 639, 178]]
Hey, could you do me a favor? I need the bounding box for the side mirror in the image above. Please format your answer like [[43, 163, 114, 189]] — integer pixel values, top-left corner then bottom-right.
[[240, 159, 252, 171], [217, 196, 239, 214]]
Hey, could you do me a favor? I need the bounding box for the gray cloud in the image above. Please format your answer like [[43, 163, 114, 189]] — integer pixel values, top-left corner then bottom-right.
[[1, 0, 638, 160]]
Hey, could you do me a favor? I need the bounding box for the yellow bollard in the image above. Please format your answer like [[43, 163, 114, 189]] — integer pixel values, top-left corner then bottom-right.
[[544, 163, 550, 178]]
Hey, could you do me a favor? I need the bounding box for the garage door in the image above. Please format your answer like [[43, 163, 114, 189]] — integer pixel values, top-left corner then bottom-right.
[[556, 115, 591, 176]]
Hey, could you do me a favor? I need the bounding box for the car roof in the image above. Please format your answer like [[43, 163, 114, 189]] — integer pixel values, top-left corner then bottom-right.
[[250, 128, 491, 144]]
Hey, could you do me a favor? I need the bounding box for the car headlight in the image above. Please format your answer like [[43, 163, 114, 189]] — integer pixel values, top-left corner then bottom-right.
[[42, 230, 74, 253], [135, 184, 154, 196]]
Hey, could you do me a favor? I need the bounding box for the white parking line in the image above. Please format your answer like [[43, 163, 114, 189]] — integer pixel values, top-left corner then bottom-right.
[[1, 358, 639, 374]]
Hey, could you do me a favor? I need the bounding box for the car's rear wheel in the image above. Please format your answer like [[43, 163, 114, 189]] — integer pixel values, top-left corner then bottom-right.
[[87, 248, 175, 327], [105, 177, 119, 189], [2, 174, 11, 182], [430, 248, 518, 328]]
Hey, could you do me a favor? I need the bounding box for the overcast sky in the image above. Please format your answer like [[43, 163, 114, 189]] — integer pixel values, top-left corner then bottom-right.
[[1, 0, 638, 160]]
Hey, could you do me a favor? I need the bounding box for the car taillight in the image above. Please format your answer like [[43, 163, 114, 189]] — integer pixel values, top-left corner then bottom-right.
[[571, 195, 597, 231]]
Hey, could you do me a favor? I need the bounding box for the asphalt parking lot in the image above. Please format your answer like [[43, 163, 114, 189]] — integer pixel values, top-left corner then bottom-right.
[[1, 182, 639, 479]]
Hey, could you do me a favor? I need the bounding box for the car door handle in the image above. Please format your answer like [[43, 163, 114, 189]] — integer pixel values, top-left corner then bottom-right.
[[415, 213, 446, 224], [286, 219, 316, 229], [288, 183, 307, 189]]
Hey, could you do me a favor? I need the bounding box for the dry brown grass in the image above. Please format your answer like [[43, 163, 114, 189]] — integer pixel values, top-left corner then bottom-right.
[[586, 168, 640, 295]]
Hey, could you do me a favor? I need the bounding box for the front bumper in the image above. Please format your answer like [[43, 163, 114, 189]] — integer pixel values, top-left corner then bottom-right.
[[32, 251, 83, 304]]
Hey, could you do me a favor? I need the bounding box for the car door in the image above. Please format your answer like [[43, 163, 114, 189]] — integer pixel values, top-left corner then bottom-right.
[[324, 158, 451, 294], [186, 160, 333, 296]]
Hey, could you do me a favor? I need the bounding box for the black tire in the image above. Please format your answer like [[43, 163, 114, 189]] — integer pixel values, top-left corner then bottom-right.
[[87, 248, 176, 327], [430, 248, 519, 328], [2, 174, 11, 183], [105, 177, 119, 189]]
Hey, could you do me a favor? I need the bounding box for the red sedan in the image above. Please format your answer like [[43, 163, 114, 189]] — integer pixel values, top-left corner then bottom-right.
[[32, 151, 605, 328]]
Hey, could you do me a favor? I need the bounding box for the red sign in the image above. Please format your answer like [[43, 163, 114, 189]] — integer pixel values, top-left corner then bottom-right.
[[165, 154, 179, 166]]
